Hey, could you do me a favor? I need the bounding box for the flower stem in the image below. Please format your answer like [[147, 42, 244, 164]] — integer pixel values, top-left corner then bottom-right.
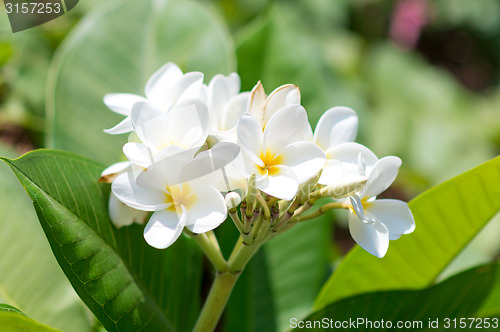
[[256, 193, 271, 219], [192, 271, 240, 332], [291, 202, 345, 223], [229, 238, 263, 272], [229, 209, 247, 236], [193, 236, 263, 332], [188, 231, 228, 273]]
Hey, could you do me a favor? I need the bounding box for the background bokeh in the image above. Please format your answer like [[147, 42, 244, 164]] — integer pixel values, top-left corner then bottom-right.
[[1, 0, 499, 331]]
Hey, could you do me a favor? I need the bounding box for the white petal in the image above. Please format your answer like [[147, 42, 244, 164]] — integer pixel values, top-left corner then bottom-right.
[[145, 63, 183, 105], [322, 142, 378, 184], [130, 102, 164, 145], [348, 212, 389, 258], [154, 145, 191, 162], [169, 72, 204, 107], [138, 147, 198, 189], [349, 195, 365, 219], [103, 93, 147, 116], [123, 143, 153, 168], [104, 117, 134, 135], [180, 142, 240, 183], [366, 199, 415, 240], [112, 172, 168, 211], [364, 156, 402, 198], [237, 113, 264, 166], [263, 84, 300, 124], [318, 160, 343, 185], [248, 81, 267, 127], [101, 161, 131, 177], [130, 101, 163, 127], [108, 192, 147, 228], [264, 105, 312, 157], [313, 106, 358, 151], [226, 72, 241, 97], [143, 207, 187, 249], [221, 92, 250, 131], [207, 74, 237, 127], [256, 165, 298, 200], [166, 99, 209, 148], [278, 141, 326, 184], [187, 154, 248, 193], [185, 186, 227, 233]]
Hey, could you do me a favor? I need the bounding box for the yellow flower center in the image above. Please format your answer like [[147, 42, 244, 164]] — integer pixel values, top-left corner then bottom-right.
[[257, 151, 282, 176], [347, 197, 371, 214], [164, 183, 196, 213]]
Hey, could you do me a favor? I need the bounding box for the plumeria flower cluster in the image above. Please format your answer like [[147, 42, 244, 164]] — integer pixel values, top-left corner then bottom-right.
[[100, 62, 415, 258]]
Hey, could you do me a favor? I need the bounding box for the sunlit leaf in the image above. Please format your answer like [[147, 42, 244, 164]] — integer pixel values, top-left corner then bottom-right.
[[316, 156, 500, 308], [0, 304, 26, 316], [1, 149, 202, 332], [298, 263, 500, 331], [0, 312, 61, 332], [0, 145, 91, 332]]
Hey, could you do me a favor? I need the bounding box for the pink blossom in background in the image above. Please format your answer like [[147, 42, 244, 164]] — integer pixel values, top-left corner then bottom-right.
[[390, 0, 428, 49]]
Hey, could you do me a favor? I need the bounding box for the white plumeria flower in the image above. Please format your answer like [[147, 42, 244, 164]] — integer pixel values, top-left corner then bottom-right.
[[346, 156, 415, 258], [104, 62, 204, 134], [318, 142, 379, 185], [312, 107, 359, 185], [108, 193, 148, 227], [248, 81, 301, 129], [112, 152, 228, 249], [100, 161, 148, 227], [204, 73, 250, 142], [237, 105, 326, 200], [122, 100, 210, 168]]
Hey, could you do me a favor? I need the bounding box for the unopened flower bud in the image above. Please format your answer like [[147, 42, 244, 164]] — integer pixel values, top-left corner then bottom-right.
[[297, 169, 322, 203], [245, 173, 257, 206], [225, 191, 242, 210]]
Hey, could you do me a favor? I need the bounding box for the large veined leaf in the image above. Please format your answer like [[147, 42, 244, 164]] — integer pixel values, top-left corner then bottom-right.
[[0, 144, 91, 332], [46, 0, 235, 165], [315, 156, 500, 308], [1, 150, 202, 332], [296, 263, 500, 331], [0, 312, 61, 332]]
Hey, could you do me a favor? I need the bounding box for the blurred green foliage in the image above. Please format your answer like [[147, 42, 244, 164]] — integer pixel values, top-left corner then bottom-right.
[[0, 0, 499, 331]]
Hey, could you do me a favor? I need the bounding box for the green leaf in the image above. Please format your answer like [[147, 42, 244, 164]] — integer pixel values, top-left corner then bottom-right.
[[0, 304, 26, 316], [1, 149, 202, 332], [0, 144, 92, 332], [0, 312, 61, 332], [297, 263, 500, 331], [315, 156, 500, 308], [221, 212, 331, 332], [47, 0, 235, 165], [263, 215, 331, 331], [223, 249, 277, 332]]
